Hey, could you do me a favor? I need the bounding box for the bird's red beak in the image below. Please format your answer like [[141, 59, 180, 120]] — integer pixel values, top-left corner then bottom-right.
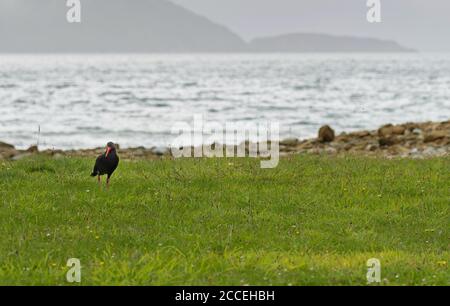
[[106, 147, 112, 157]]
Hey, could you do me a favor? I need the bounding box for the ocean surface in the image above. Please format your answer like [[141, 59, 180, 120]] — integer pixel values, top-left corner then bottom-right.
[[0, 53, 449, 149]]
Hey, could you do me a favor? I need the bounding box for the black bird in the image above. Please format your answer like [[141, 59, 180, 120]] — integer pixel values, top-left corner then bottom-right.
[[91, 142, 119, 188]]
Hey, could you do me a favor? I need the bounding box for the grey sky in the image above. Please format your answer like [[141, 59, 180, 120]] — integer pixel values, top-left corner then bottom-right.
[[171, 0, 450, 51]]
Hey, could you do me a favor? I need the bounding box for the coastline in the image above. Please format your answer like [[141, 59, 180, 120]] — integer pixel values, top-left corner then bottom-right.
[[1, 120, 449, 161]]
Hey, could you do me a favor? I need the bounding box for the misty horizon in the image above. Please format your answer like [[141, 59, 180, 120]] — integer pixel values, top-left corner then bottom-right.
[[0, 0, 448, 52], [172, 0, 450, 52]]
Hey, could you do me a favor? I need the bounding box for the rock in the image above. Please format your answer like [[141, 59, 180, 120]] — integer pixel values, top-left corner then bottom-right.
[[318, 125, 335, 143], [0, 142, 18, 159], [392, 126, 406, 135], [324, 147, 337, 154], [424, 131, 447, 143], [133, 148, 145, 157], [387, 145, 410, 156], [422, 147, 438, 156], [378, 124, 405, 137], [378, 124, 393, 137], [409, 148, 420, 156], [349, 143, 369, 153], [422, 147, 447, 157], [297, 140, 315, 150], [404, 123, 420, 131], [11, 153, 32, 161], [279, 145, 296, 153], [335, 133, 350, 143], [343, 143, 354, 151], [151, 146, 168, 156], [351, 130, 371, 138], [280, 138, 299, 147], [0, 141, 15, 150], [379, 137, 399, 147], [440, 138, 450, 146], [412, 128, 423, 135], [0, 148, 19, 159], [307, 148, 323, 155], [365, 144, 378, 152], [27, 145, 39, 153]]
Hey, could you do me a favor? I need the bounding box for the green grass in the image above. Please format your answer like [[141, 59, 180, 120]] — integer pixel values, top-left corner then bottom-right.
[[0, 155, 448, 285]]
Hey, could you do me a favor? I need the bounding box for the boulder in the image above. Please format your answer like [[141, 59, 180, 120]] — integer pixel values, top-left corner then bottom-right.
[[279, 145, 297, 153], [378, 124, 393, 137], [297, 140, 315, 150], [379, 137, 399, 147], [392, 126, 406, 135], [412, 128, 423, 135], [0, 141, 15, 150], [0, 148, 19, 159], [335, 133, 350, 143], [343, 143, 354, 151], [27, 145, 39, 153], [424, 131, 447, 143], [351, 130, 371, 138], [318, 125, 335, 143], [280, 138, 299, 147], [0, 142, 18, 159], [404, 123, 420, 131], [365, 144, 378, 152], [378, 124, 406, 137]]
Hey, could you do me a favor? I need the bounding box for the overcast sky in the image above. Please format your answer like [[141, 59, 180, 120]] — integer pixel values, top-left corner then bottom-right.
[[171, 0, 450, 51]]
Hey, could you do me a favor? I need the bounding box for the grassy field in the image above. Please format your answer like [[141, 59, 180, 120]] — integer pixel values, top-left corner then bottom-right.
[[0, 155, 448, 285]]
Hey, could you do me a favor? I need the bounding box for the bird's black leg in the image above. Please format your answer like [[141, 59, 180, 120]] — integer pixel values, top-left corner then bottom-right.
[[106, 174, 111, 189], [97, 175, 101, 185]]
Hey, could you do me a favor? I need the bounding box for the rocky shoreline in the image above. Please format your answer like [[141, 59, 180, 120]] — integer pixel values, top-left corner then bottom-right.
[[1, 120, 449, 161], [280, 120, 450, 158]]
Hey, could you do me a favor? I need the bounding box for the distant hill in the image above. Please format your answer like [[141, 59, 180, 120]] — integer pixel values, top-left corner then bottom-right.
[[0, 0, 246, 52], [0, 0, 413, 53], [249, 33, 415, 53]]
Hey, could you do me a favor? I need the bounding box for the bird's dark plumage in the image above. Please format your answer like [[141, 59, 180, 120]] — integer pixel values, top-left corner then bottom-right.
[[91, 142, 119, 186]]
